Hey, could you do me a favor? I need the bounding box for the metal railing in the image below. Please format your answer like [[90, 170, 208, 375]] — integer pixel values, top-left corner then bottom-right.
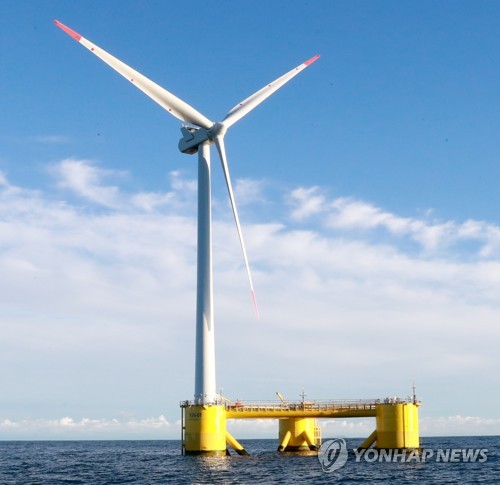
[[225, 399, 378, 413], [180, 396, 420, 410]]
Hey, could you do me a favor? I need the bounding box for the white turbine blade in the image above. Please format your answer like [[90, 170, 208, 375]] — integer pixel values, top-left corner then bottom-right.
[[222, 55, 319, 128], [54, 20, 213, 129], [214, 136, 259, 318]]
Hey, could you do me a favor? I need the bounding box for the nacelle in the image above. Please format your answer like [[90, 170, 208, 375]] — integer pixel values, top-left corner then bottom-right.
[[178, 126, 211, 154]]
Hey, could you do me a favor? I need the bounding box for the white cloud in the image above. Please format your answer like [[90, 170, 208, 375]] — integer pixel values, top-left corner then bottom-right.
[[129, 170, 197, 212], [131, 191, 175, 211], [51, 158, 124, 208], [32, 135, 71, 144], [420, 415, 500, 437], [0, 171, 499, 439], [234, 178, 266, 206], [0, 134, 71, 145], [0, 170, 9, 187], [2, 414, 498, 440], [289, 186, 326, 220], [0, 416, 173, 439], [170, 170, 197, 193], [322, 415, 500, 438], [288, 187, 500, 255]]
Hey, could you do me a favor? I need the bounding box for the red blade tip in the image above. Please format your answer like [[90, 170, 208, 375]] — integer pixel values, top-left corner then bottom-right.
[[252, 291, 260, 320], [304, 54, 320, 66], [54, 20, 82, 42]]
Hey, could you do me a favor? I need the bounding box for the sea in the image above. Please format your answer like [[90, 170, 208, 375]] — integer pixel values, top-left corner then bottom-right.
[[0, 436, 498, 484]]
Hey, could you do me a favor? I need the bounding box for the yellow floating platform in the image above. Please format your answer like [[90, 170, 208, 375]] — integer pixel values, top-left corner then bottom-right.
[[181, 398, 420, 454]]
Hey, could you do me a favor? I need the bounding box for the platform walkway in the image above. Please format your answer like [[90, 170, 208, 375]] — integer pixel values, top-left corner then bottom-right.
[[180, 397, 416, 419]]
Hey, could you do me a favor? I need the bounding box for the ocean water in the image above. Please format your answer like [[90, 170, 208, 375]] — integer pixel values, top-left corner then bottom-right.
[[0, 436, 498, 484]]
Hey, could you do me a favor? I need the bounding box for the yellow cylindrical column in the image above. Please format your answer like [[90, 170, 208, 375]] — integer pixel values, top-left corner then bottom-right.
[[184, 405, 227, 455], [358, 429, 377, 450], [277, 430, 292, 452], [278, 418, 318, 453], [225, 430, 249, 456], [375, 403, 420, 449]]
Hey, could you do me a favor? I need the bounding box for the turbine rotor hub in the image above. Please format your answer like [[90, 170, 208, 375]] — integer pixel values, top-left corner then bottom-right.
[[207, 122, 227, 140]]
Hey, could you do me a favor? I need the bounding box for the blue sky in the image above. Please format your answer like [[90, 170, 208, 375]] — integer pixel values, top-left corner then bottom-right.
[[1, 1, 499, 439]]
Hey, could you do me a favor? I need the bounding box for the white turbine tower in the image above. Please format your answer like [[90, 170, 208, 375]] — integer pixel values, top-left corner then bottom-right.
[[54, 20, 319, 407]]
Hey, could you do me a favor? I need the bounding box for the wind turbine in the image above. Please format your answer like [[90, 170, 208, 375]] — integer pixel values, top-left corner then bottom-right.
[[54, 20, 319, 406]]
